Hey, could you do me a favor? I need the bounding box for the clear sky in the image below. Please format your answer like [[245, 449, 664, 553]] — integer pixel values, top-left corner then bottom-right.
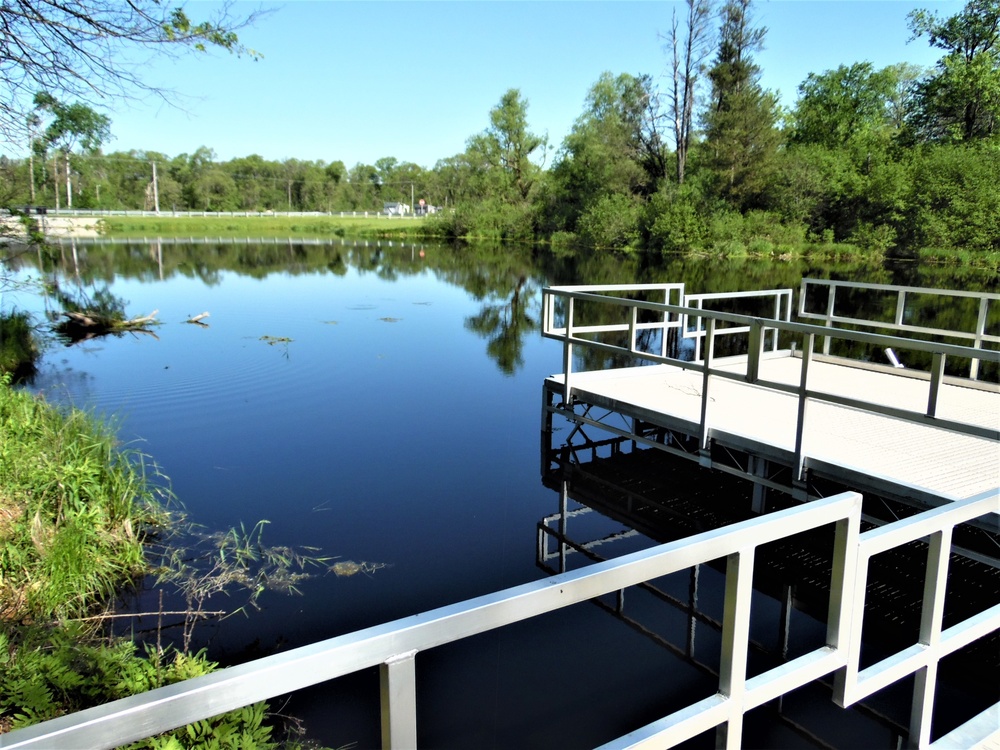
[[98, 0, 952, 168]]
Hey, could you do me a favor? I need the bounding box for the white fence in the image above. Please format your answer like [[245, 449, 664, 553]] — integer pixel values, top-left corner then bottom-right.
[[19, 209, 425, 219]]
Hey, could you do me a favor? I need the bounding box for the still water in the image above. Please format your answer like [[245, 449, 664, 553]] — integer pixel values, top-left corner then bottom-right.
[[10, 239, 998, 748]]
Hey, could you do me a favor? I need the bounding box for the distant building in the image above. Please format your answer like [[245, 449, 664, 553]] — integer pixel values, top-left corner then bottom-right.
[[383, 202, 410, 215]]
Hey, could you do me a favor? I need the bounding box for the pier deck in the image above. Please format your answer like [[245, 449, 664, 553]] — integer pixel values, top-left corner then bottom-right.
[[546, 355, 999, 505]]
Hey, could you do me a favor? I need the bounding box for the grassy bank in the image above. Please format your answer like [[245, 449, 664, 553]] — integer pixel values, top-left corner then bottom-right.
[[0, 381, 304, 746], [99, 214, 441, 241]]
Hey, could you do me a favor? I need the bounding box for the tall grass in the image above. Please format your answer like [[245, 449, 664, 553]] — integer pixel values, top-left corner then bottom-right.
[[0, 311, 39, 379], [0, 380, 335, 746], [0, 378, 169, 622]]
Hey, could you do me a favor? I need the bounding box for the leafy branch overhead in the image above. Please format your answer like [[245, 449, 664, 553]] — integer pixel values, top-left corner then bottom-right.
[[0, 1, 265, 139]]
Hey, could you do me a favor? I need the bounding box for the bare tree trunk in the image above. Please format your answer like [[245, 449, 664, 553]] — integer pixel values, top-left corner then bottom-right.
[[667, 0, 714, 185], [29, 145, 36, 203]]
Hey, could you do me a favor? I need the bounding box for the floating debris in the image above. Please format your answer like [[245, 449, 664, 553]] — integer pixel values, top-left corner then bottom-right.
[[329, 560, 389, 577], [186, 312, 210, 326], [378, 317, 401, 323], [259, 335, 293, 345]]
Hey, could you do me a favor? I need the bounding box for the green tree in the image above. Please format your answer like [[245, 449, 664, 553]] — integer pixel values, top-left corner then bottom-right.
[[190, 169, 237, 211], [549, 72, 664, 235], [702, 0, 781, 210], [33, 93, 111, 209], [466, 89, 546, 203], [908, 0, 1000, 141], [789, 63, 907, 149], [906, 144, 1000, 250]]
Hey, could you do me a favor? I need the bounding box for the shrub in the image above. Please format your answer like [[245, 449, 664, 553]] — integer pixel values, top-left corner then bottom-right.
[[576, 193, 642, 252], [0, 312, 38, 379], [646, 194, 708, 254]]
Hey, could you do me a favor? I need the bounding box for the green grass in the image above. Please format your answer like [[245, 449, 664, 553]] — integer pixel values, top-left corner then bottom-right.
[[0, 380, 323, 746], [917, 245, 1000, 272], [99, 214, 442, 241], [0, 378, 168, 621]]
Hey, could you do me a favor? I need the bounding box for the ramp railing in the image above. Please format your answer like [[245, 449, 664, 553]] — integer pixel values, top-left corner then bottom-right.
[[798, 278, 999, 380], [2, 493, 859, 750], [3, 490, 998, 749]]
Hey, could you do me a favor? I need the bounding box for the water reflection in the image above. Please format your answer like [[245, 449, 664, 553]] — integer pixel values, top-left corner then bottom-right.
[[539, 420, 999, 745], [6, 237, 997, 747], [10, 238, 553, 379]]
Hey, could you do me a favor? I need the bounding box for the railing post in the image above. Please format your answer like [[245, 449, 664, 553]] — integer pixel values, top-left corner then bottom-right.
[[746, 320, 764, 383], [629, 303, 638, 353], [927, 352, 945, 418], [661, 287, 672, 358], [895, 290, 906, 327], [826, 493, 864, 664], [793, 333, 814, 498], [563, 296, 575, 405], [971, 297, 988, 380], [699, 318, 716, 467], [559, 479, 570, 574], [692, 300, 704, 362], [909, 527, 952, 749], [380, 651, 418, 750], [716, 548, 754, 750], [823, 284, 836, 355]]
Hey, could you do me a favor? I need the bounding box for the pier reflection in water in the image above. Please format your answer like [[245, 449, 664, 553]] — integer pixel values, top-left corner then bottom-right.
[[538, 436, 999, 747]]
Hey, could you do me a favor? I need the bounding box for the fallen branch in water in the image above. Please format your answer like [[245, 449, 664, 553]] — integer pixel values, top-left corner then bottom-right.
[[186, 311, 210, 324], [54, 309, 160, 344]]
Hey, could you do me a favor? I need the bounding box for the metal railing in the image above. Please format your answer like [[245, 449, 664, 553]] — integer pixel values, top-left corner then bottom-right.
[[5, 490, 997, 749], [834, 488, 1000, 749], [683, 288, 793, 362], [606, 489, 1000, 750], [541, 285, 1000, 477], [798, 279, 999, 380]]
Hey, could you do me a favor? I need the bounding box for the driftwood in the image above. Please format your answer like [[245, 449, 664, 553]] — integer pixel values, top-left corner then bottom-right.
[[54, 309, 160, 344], [186, 311, 210, 324], [62, 309, 158, 327]]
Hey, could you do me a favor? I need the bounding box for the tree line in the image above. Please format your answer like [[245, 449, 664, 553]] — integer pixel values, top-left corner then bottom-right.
[[1, 0, 998, 258]]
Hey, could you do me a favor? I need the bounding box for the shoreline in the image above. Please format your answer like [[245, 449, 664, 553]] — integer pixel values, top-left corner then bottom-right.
[[2, 215, 102, 239]]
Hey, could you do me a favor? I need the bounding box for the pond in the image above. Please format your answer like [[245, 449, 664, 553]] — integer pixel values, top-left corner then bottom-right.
[[8, 238, 998, 748]]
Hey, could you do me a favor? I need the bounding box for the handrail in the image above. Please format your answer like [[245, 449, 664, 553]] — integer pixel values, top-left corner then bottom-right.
[[4, 489, 997, 749], [604, 489, 1000, 750], [542, 287, 1000, 452], [1, 493, 863, 750], [835, 489, 1000, 748], [798, 279, 999, 380]]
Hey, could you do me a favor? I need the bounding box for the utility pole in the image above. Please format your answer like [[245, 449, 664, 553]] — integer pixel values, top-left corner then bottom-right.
[[64, 151, 72, 209], [53, 155, 60, 211], [151, 161, 160, 213], [27, 117, 37, 204]]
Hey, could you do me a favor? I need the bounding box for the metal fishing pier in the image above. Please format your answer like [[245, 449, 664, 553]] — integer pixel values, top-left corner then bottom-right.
[[541, 279, 998, 519]]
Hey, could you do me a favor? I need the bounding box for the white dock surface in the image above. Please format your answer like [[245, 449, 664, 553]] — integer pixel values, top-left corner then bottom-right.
[[554, 358, 999, 502]]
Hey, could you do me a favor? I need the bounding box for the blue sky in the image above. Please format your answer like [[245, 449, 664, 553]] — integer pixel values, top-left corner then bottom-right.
[[100, 0, 951, 168]]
